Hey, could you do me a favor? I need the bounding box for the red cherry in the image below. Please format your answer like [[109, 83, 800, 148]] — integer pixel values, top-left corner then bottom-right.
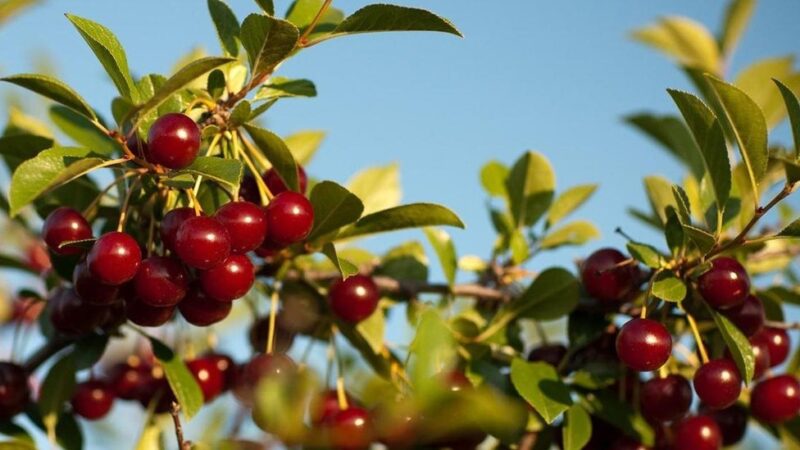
[[108, 362, 152, 400], [147, 113, 200, 169], [187, 358, 224, 402], [160, 207, 196, 252], [0, 362, 30, 420], [697, 257, 750, 309], [214, 201, 268, 254], [264, 166, 308, 195], [73, 261, 119, 305], [203, 353, 235, 391], [178, 286, 232, 326], [49, 288, 110, 336], [26, 242, 52, 272], [233, 354, 296, 405], [248, 316, 295, 353], [71, 381, 114, 420], [615, 318, 672, 372], [42, 207, 93, 255], [750, 374, 800, 423], [693, 359, 741, 410], [136, 366, 175, 413], [721, 294, 764, 337], [327, 406, 373, 450], [264, 192, 314, 247], [87, 232, 142, 285], [328, 275, 380, 323], [527, 344, 568, 367], [673, 415, 722, 450], [753, 327, 790, 367], [133, 256, 189, 307], [751, 337, 772, 380], [443, 370, 472, 392], [311, 390, 352, 425], [640, 374, 692, 423], [126, 134, 149, 159], [174, 216, 231, 269], [580, 248, 637, 302], [125, 298, 175, 327], [699, 403, 747, 447], [199, 254, 254, 301]]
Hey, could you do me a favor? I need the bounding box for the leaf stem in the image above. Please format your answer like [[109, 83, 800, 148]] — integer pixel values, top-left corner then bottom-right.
[[265, 287, 279, 354], [331, 326, 349, 410], [117, 175, 143, 232], [298, 0, 333, 46]]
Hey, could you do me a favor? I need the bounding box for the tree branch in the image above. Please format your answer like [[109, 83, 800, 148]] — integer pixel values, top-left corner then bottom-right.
[[22, 336, 72, 373], [171, 402, 191, 450]]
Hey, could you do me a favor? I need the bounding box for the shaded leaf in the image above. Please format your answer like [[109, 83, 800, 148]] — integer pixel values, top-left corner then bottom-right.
[[38, 352, 76, 433], [505, 151, 555, 228], [626, 114, 704, 179], [664, 206, 685, 255], [254, 77, 317, 100], [321, 4, 462, 42], [510, 359, 572, 424], [423, 227, 457, 286], [632, 16, 720, 74], [720, 0, 755, 58], [734, 56, 794, 127], [49, 106, 119, 155], [683, 224, 716, 253], [1, 74, 95, 119], [346, 163, 401, 216], [0, 134, 53, 171], [149, 337, 203, 420], [627, 242, 662, 268], [711, 310, 755, 384], [243, 124, 299, 191], [336, 203, 464, 240], [515, 268, 580, 321], [321, 242, 359, 279], [173, 156, 243, 189], [580, 391, 654, 446], [208, 0, 240, 56], [562, 404, 592, 450], [652, 271, 686, 302], [308, 181, 364, 241], [775, 79, 800, 158], [356, 307, 385, 354], [546, 184, 597, 227], [240, 14, 299, 76], [284, 130, 325, 165], [539, 220, 599, 249]]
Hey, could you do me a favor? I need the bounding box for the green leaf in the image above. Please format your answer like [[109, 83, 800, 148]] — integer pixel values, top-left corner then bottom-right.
[[49, 106, 119, 155], [243, 124, 299, 191], [580, 391, 654, 446], [562, 404, 592, 450], [734, 56, 794, 127], [307, 180, 364, 241], [377, 241, 428, 282], [664, 207, 685, 255], [1, 74, 96, 119], [672, 185, 692, 224], [207, 69, 226, 99], [254, 77, 317, 101], [505, 151, 555, 228], [510, 359, 572, 424], [208, 0, 240, 56], [73, 333, 110, 371], [626, 114, 704, 179], [254, 0, 274, 15], [719, 0, 755, 58], [346, 163, 401, 216], [632, 16, 720, 74], [0, 442, 39, 450], [546, 184, 597, 227], [683, 224, 716, 253], [711, 310, 755, 384], [410, 309, 455, 392], [779, 218, 800, 238], [54, 412, 82, 450], [284, 130, 325, 165], [321, 242, 359, 278], [149, 337, 203, 420], [423, 227, 457, 286], [652, 271, 686, 302], [323, 4, 462, 42], [515, 267, 580, 321], [38, 352, 76, 433], [287, 0, 345, 41], [0, 134, 54, 171], [240, 14, 299, 76], [509, 229, 529, 265], [336, 203, 464, 240], [479, 160, 508, 198], [775, 79, 800, 158], [539, 220, 599, 250], [65, 14, 136, 101], [627, 241, 662, 268], [356, 307, 385, 354], [9, 147, 108, 217], [643, 175, 678, 226], [228, 100, 251, 127], [172, 156, 243, 189]]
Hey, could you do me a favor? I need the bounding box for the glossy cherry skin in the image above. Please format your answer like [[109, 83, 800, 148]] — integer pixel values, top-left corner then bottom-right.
[[700, 403, 747, 447], [203, 353, 236, 390], [71, 381, 114, 420], [42, 207, 93, 255], [750, 336, 771, 380], [693, 359, 742, 410], [49, 288, 110, 336], [721, 294, 764, 337], [615, 318, 672, 372], [174, 216, 231, 269], [640, 374, 692, 423], [750, 375, 800, 423], [133, 256, 189, 307], [178, 286, 232, 326], [187, 358, 225, 402], [311, 390, 353, 425], [527, 344, 568, 367], [125, 298, 175, 327], [108, 362, 152, 400], [147, 113, 200, 169], [264, 166, 308, 195], [136, 366, 175, 413], [199, 254, 255, 301], [580, 248, 637, 302], [87, 232, 142, 285], [753, 327, 790, 367], [215, 201, 268, 254], [73, 261, 119, 305], [697, 257, 750, 310], [0, 362, 30, 420], [327, 406, 373, 450], [673, 415, 722, 450], [160, 207, 196, 252], [249, 316, 295, 353], [264, 192, 314, 247], [328, 275, 380, 323]]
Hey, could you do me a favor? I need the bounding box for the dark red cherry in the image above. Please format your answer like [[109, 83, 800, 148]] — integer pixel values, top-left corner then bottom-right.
[[73, 261, 119, 305], [753, 327, 790, 367], [248, 316, 295, 353], [136, 366, 175, 413], [199, 254, 254, 302], [640, 374, 692, 423], [42, 207, 93, 255], [750, 337, 771, 380], [674, 416, 721, 450], [174, 216, 231, 270], [310, 389, 352, 425], [125, 298, 175, 327], [147, 113, 200, 169], [49, 288, 110, 336], [750, 374, 800, 423], [697, 257, 750, 310], [233, 354, 296, 405], [264, 192, 314, 247], [239, 175, 261, 204], [178, 286, 232, 326], [699, 403, 747, 447], [160, 207, 196, 252], [126, 134, 149, 159], [328, 275, 380, 324], [0, 362, 30, 420], [203, 353, 235, 390], [264, 166, 308, 195], [133, 256, 189, 307], [443, 371, 472, 392], [214, 201, 268, 254], [327, 406, 373, 450], [87, 231, 142, 285], [527, 344, 568, 367], [615, 318, 672, 372], [108, 362, 152, 400], [721, 294, 764, 337], [580, 248, 637, 302], [693, 359, 741, 410], [187, 358, 224, 403], [71, 380, 114, 420]]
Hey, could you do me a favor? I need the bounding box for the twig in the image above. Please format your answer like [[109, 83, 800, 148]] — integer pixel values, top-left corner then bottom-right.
[[23, 336, 72, 373], [170, 402, 191, 450], [765, 320, 800, 330]]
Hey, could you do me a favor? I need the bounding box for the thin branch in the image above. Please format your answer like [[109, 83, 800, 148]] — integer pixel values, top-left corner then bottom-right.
[[170, 402, 191, 450], [23, 336, 72, 373], [765, 320, 800, 330]]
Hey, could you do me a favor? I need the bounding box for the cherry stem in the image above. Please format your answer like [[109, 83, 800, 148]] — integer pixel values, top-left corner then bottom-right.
[[185, 187, 203, 215], [235, 133, 272, 204], [265, 288, 279, 354], [83, 171, 140, 219], [765, 320, 800, 330], [682, 306, 709, 364], [298, 0, 333, 45], [117, 175, 143, 232], [331, 326, 349, 410]]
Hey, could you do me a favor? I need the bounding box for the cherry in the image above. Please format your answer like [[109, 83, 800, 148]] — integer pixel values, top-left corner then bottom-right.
[[136, 366, 175, 413], [133, 256, 189, 307], [49, 287, 110, 336], [615, 318, 672, 372], [233, 354, 296, 405], [214, 201, 268, 254], [311, 389, 353, 425], [609, 437, 650, 450], [108, 362, 152, 400], [174, 216, 231, 269], [673, 415, 722, 450], [750, 374, 800, 423], [721, 294, 764, 337], [527, 344, 568, 367], [73, 261, 119, 305], [693, 359, 741, 410], [277, 285, 323, 334], [750, 336, 771, 380], [178, 286, 232, 326], [147, 113, 200, 169], [160, 207, 195, 252], [328, 275, 380, 323], [699, 403, 747, 447], [26, 242, 52, 272], [126, 134, 149, 159], [203, 353, 236, 390], [697, 257, 750, 310], [42, 207, 93, 255], [264, 192, 314, 247], [443, 370, 472, 392], [264, 166, 308, 195], [372, 399, 419, 449], [87, 231, 142, 285], [249, 316, 295, 353], [580, 248, 637, 302], [187, 358, 224, 402], [199, 254, 254, 301], [125, 298, 175, 327], [753, 327, 790, 367], [71, 380, 114, 420], [239, 175, 262, 204], [0, 362, 30, 420], [327, 406, 373, 450], [639, 374, 692, 423]]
